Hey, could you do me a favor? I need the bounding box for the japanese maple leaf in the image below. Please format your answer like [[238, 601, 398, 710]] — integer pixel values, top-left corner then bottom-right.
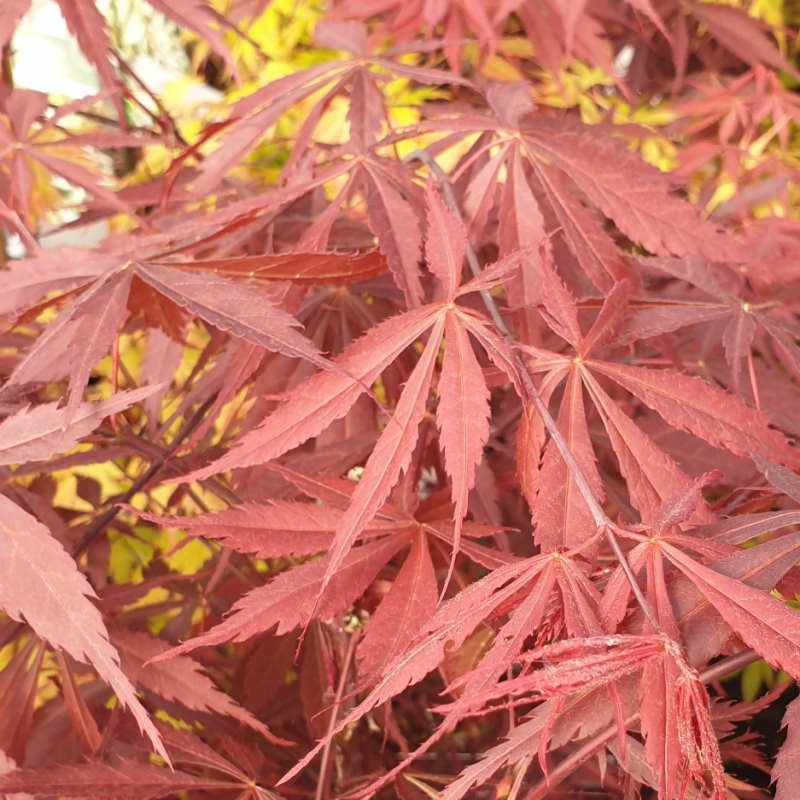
[[670, 527, 800, 668], [145, 460, 508, 668], [3, 269, 136, 422], [355, 530, 439, 678], [245, 149, 428, 306], [519, 259, 797, 553], [173, 185, 523, 608], [2, 171, 397, 404], [687, 1, 798, 80], [568, 517, 750, 799], [660, 541, 800, 679], [423, 86, 748, 300], [614, 254, 800, 392], [330, 0, 665, 78], [330, 0, 501, 74], [2, 231, 385, 500], [2, 244, 346, 423], [279, 554, 544, 792], [188, 22, 470, 304], [153, 530, 411, 660], [595, 488, 800, 795], [0, 493, 167, 762], [280, 543, 612, 795], [192, 20, 469, 194], [674, 68, 800, 155], [516, 0, 794, 91], [1, 192, 387, 322], [344, 552, 604, 795], [0, 90, 150, 228], [639, 641, 727, 800]]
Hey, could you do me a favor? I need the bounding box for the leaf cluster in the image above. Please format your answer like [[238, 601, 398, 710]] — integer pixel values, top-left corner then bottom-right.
[[1, 2, 800, 799]]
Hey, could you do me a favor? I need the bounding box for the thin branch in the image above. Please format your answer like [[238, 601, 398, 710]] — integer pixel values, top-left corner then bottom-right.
[[404, 149, 610, 529], [604, 524, 661, 632], [315, 630, 358, 800], [405, 149, 661, 631], [71, 393, 217, 557], [700, 648, 760, 684]]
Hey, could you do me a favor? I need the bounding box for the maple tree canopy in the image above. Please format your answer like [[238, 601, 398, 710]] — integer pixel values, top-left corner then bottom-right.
[[0, 1, 800, 799]]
